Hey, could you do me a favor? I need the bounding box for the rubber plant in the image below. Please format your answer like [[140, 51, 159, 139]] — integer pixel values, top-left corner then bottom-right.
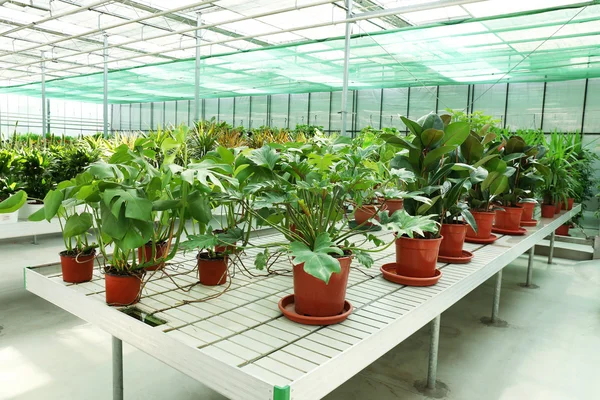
[[28, 185, 97, 283]]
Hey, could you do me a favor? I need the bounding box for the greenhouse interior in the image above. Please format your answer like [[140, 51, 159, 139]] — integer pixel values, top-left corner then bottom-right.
[[1, 0, 599, 399]]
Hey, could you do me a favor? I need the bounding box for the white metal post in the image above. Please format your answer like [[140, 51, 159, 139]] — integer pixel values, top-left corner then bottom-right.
[[103, 33, 109, 137], [548, 231, 556, 264], [41, 51, 46, 136], [526, 246, 535, 287], [340, 0, 353, 136], [426, 314, 441, 390], [491, 269, 502, 323], [112, 336, 123, 400], [194, 12, 202, 123]]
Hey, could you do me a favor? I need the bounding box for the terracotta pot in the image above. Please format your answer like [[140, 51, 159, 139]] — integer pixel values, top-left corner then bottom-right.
[[555, 224, 570, 236], [213, 229, 237, 254], [466, 211, 495, 239], [541, 204, 555, 218], [354, 204, 386, 226], [60, 250, 95, 283], [197, 253, 228, 286], [563, 198, 574, 211], [518, 202, 536, 222], [439, 223, 467, 258], [137, 242, 168, 271], [293, 255, 351, 317], [554, 201, 563, 214], [395, 236, 442, 278], [494, 207, 523, 231], [383, 198, 404, 215], [105, 272, 142, 306]]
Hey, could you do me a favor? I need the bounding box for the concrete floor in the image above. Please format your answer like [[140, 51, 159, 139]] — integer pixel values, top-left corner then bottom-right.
[[0, 234, 599, 400]]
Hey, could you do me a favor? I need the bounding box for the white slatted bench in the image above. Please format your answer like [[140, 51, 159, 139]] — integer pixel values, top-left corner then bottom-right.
[[25, 205, 581, 400]]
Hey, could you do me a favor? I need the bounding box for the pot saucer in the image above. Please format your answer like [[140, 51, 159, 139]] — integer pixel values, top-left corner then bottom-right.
[[465, 234, 498, 244], [349, 220, 382, 231], [492, 226, 527, 235], [380, 263, 442, 287], [278, 294, 352, 326], [520, 219, 538, 227], [438, 250, 474, 264]]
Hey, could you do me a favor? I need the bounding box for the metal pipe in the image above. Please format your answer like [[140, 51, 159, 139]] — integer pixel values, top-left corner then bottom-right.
[[526, 245, 535, 287], [194, 12, 202, 123], [426, 314, 441, 390], [548, 231, 556, 264], [41, 51, 46, 136], [103, 33, 108, 137], [340, 0, 353, 136], [491, 269, 502, 323], [112, 337, 123, 400]]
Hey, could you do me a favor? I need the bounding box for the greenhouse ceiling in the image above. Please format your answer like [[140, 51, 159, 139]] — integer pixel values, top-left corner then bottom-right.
[[0, 0, 599, 103]]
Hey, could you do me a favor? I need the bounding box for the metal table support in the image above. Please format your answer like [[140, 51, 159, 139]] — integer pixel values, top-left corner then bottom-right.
[[112, 337, 123, 400], [491, 270, 502, 323], [547, 231, 556, 264], [426, 314, 441, 390], [525, 246, 535, 287]]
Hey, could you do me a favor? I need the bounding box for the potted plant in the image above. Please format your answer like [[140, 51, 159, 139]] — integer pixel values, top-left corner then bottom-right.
[[29, 188, 97, 283], [0, 189, 27, 224], [14, 148, 55, 219]]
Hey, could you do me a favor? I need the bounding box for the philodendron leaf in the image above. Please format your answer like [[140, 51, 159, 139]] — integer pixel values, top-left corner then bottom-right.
[[180, 234, 219, 251], [255, 249, 269, 270], [248, 145, 280, 171], [353, 249, 373, 269], [0, 190, 26, 213], [63, 212, 93, 238], [290, 233, 344, 284], [378, 209, 439, 238], [43, 189, 63, 222], [28, 207, 46, 222]]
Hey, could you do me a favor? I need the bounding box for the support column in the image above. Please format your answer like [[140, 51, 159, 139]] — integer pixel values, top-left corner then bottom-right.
[[103, 34, 109, 137], [481, 270, 507, 327], [340, 0, 353, 136], [41, 51, 46, 136], [415, 314, 448, 396], [548, 231, 556, 265], [520, 246, 539, 289], [194, 12, 202, 123], [112, 336, 123, 400]]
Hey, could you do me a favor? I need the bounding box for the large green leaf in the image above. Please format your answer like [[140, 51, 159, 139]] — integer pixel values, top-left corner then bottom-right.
[[180, 234, 218, 251], [381, 133, 417, 150], [420, 128, 444, 148], [28, 207, 46, 222], [417, 113, 444, 131], [0, 190, 27, 214], [400, 116, 423, 136], [290, 233, 344, 284], [43, 190, 64, 222], [63, 212, 93, 238], [460, 134, 484, 164], [472, 154, 499, 169], [377, 209, 439, 238], [187, 191, 212, 223], [103, 188, 153, 221], [423, 145, 457, 167], [442, 122, 470, 147], [248, 146, 280, 171]]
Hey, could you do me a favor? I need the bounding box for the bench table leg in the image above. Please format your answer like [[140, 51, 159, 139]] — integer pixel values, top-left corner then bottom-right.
[[113, 336, 124, 400], [426, 314, 441, 390], [548, 231, 556, 265]]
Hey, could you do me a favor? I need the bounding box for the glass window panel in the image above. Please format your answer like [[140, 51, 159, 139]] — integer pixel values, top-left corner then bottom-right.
[[506, 82, 544, 131], [250, 96, 268, 128], [204, 98, 219, 121], [112, 104, 121, 131], [472, 83, 507, 126], [543, 80, 585, 132], [28, 96, 43, 134], [381, 88, 408, 131], [271, 94, 289, 128], [583, 78, 600, 134], [131, 103, 141, 131], [234, 97, 250, 128], [330, 91, 342, 133], [120, 103, 131, 131], [289, 93, 309, 129], [309, 92, 330, 131], [409, 86, 437, 120], [219, 98, 233, 125], [164, 101, 176, 126], [357, 89, 382, 130], [438, 85, 468, 113], [141, 103, 152, 131], [176, 100, 189, 126]]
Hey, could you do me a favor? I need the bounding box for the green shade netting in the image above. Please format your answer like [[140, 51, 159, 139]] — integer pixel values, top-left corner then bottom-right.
[[2, 2, 600, 103]]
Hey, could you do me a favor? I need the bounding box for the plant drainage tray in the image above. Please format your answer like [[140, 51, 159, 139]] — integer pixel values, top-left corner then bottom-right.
[[278, 294, 352, 326], [380, 263, 442, 287]]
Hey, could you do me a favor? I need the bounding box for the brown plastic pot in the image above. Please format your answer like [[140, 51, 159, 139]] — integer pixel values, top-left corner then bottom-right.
[[383, 198, 403, 215], [541, 204, 555, 218], [466, 211, 495, 239], [197, 253, 228, 286], [563, 198, 574, 211], [213, 229, 237, 254], [518, 202, 536, 222], [105, 272, 142, 306], [293, 254, 351, 317], [395, 236, 442, 278], [354, 204, 386, 226], [555, 224, 570, 236], [137, 242, 167, 271], [439, 223, 467, 258], [555, 201, 563, 214], [60, 250, 95, 283], [494, 207, 523, 231]]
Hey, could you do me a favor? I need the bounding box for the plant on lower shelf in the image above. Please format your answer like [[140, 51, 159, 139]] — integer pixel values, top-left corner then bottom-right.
[[28, 187, 97, 283]]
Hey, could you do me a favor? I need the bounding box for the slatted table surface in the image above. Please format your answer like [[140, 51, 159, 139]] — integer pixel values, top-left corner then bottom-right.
[[25, 206, 581, 400]]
